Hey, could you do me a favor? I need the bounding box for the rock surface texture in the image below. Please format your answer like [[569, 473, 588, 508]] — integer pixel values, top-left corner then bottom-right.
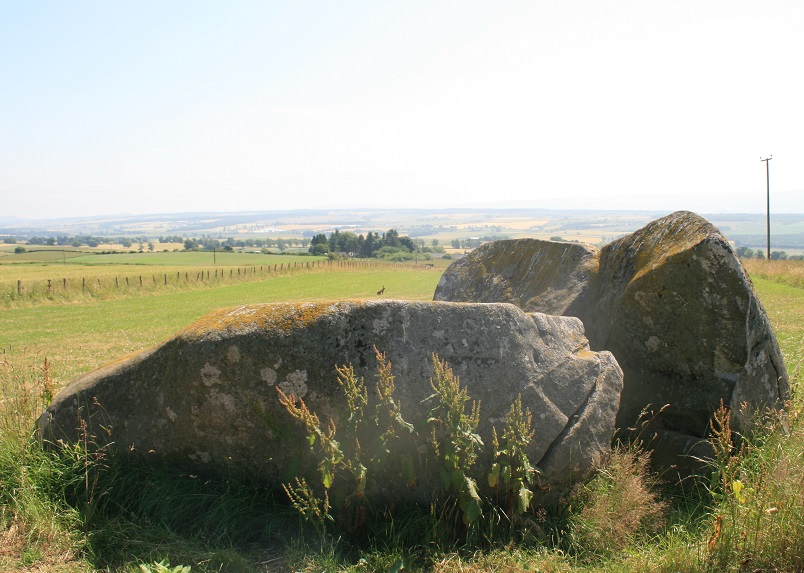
[[435, 211, 789, 474], [39, 300, 622, 502]]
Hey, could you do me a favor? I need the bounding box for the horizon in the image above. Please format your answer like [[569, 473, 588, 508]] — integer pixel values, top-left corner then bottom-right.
[[2, 1, 803, 218]]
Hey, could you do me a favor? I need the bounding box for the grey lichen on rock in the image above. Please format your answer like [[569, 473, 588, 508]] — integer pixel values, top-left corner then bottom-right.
[[39, 300, 622, 503], [435, 211, 790, 477]]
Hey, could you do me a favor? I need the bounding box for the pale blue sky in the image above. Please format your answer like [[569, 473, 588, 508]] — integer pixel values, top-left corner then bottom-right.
[[1, 1, 802, 219]]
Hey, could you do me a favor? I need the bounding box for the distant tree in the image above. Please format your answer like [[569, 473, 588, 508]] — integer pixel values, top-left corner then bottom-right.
[[46, 237, 56, 246], [86, 239, 100, 248], [431, 239, 439, 247], [71, 240, 82, 248], [14, 246, 25, 254], [309, 233, 329, 255], [735, 246, 755, 259], [450, 239, 461, 249], [382, 229, 401, 248], [399, 236, 416, 252], [148, 242, 155, 252], [2, 237, 16, 244], [755, 250, 766, 260], [121, 238, 133, 248], [184, 239, 197, 251], [770, 250, 788, 260], [361, 232, 377, 257]]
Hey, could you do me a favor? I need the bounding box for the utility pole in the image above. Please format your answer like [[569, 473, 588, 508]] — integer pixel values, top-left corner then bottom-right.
[[761, 156, 772, 260]]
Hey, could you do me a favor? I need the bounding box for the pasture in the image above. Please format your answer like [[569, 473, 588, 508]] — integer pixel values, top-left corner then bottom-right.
[[0, 259, 802, 573]]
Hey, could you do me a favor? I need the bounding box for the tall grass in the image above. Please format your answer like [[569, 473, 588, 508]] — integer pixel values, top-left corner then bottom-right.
[[742, 258, 804, 289]]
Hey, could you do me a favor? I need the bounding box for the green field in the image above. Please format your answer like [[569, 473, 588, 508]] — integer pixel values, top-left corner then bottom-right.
[[1, 260, 802, 573], [0, 264, 443, 385]]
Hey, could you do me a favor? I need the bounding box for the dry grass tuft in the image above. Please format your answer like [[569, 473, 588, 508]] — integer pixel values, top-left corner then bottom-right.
[[567, 446, 667, 560], [431, 548, 571, 573]]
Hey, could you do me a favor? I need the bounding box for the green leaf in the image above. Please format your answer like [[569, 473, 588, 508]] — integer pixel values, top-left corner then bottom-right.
[[502, 464, 512, 484], [451, 468, 464, 490], [401, 454, 417, 488], [389, 558, 405, 573], [517, 485, 533, 513], [462, 497, 482, 524], [488, 462, 500, 488], [321, 460, 334, 489], [464, 476, 481, 501]]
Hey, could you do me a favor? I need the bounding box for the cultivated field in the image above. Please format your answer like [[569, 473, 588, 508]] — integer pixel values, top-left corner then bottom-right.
[[0, 258, 802, 572]]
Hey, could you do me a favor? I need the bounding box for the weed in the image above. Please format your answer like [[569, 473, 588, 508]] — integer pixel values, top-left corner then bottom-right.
[[138, 560, 191, 573], [488, 394, 540, 515], [425, 355, 484, 526]]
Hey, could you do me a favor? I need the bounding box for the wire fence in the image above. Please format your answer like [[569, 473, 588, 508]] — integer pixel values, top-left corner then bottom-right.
[[1, 259, 408, 308]]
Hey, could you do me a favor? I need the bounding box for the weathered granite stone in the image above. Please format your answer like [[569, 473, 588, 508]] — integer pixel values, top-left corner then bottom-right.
[[39, 300, 622, 502], [435, 211, 790, 475]]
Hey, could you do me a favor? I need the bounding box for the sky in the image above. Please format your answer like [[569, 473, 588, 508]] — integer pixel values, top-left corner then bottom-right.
[[1, 1, 802, 220]]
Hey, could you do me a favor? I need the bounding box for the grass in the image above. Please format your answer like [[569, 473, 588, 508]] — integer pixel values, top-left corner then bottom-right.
[[0, 260, 802, 572]]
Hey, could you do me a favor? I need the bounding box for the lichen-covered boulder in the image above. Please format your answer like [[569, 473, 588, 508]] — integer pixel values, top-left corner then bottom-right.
[[39, 300, 622, 503], [432, 239, 599, 316], [435, 211, 789, 476]]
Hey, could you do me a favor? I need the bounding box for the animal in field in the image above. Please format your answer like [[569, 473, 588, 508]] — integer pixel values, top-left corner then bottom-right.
[[377, 286, 386, 295]]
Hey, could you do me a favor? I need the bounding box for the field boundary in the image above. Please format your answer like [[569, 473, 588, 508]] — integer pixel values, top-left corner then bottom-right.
[[0, 259, 420, 308]]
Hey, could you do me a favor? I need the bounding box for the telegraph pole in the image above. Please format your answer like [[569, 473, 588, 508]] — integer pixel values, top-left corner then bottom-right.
[[761, 156, 772, 260]]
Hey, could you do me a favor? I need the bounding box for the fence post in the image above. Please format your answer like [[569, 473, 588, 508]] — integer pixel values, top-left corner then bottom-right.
[[63, 278, 67, 290], [126, 277, 129, 286], [139, 276, 143, 287], [164, 274, 167, 285], [83, 277, 86, 291], [48, 279, 51, 292]]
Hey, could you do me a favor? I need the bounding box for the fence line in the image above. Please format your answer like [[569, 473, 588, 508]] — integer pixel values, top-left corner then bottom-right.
[[2, 259, 419, 306]]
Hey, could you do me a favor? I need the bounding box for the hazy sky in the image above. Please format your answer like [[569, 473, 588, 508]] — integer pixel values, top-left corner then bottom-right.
[[1, 1, 802, 219]]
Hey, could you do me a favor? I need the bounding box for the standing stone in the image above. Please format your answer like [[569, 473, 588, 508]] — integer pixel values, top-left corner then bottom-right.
[[435, 211, 789, 475]]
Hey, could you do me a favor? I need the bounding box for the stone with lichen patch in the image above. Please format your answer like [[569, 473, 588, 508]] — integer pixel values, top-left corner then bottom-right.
[[435, 211, 789, 478], [38, 300, 622, 503]]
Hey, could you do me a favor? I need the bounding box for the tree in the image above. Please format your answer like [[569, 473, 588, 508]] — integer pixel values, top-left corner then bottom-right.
[[14, 246, 25, 254], [309, 233, 329, 255]]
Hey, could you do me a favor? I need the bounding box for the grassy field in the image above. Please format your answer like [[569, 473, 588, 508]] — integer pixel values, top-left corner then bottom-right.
[[0, 260, 802, 572], [0, 264, 443, 385]]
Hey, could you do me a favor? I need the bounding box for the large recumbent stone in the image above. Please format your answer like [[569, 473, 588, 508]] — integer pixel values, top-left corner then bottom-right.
[[39, 300, 623, 503]]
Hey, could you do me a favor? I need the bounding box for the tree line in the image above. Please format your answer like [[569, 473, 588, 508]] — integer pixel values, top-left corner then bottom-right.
[[735, 247, 803, 261], [309, 229, 439, 261]]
